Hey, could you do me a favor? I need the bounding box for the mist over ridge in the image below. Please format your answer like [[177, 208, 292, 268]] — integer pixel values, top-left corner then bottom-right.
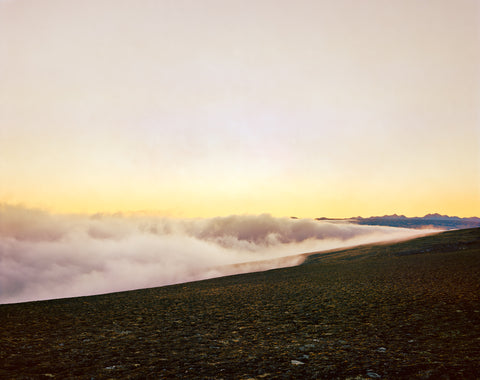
[[0, 203, 440, 304]]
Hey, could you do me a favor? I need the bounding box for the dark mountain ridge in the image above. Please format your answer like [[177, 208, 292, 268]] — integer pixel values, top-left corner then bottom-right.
[[316, 214, 480, 230]]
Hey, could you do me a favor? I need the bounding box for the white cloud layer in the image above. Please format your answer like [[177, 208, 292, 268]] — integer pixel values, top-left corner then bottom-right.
[[0, 204, 435, 304]]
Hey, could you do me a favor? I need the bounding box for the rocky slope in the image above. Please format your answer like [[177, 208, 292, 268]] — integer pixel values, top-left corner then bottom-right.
[[1, 228, 479, 379]]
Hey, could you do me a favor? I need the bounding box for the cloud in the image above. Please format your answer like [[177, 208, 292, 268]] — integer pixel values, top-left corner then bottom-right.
[[0, 204, 435, 304]]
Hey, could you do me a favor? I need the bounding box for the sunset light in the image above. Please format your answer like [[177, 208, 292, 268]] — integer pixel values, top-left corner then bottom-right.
[[1, 0, 478, 218]]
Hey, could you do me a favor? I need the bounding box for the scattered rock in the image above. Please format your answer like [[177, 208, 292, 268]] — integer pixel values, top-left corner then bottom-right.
[[104, 365, 124, 370], [367, 370, 381, 378], [291, 360, 305, 365], [299, 343, 315, 351]]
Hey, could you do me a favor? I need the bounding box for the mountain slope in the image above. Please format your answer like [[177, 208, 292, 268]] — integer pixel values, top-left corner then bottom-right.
[[303, 227, 480, 264], [1, 228, 479, 379]]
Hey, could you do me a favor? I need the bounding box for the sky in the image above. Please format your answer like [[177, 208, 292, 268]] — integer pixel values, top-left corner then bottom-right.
[[1, 0, 479, 218]]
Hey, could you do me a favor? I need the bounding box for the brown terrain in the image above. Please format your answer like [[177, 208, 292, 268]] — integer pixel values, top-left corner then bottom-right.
[[1, 228, 480, 379]]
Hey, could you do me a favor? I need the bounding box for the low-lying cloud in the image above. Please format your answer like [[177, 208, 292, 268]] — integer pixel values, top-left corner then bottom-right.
[[0, 204, 436, 304]]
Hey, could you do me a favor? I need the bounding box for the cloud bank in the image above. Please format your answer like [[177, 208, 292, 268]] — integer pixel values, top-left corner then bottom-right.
[[0, 204, 435, 304]]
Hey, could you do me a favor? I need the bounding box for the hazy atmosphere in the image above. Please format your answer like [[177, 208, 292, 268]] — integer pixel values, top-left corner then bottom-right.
[[1, 0, 479, 218], [0, 204, 436, 304], [0, 1, 479, 303]]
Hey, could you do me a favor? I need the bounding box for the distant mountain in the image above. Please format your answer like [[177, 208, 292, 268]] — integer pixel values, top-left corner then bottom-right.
[[315, 214, 480, 230]]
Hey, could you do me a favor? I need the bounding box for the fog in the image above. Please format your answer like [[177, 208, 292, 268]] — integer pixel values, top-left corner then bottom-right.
[[0, 204, 435, 304]]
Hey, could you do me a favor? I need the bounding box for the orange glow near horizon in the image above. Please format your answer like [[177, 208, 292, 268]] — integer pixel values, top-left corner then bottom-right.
[[5, 180, 480, 220], [1, 0, 479, 219]]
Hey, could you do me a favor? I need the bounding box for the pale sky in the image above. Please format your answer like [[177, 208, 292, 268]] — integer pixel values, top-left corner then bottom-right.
[[1, 0, 479, 218]]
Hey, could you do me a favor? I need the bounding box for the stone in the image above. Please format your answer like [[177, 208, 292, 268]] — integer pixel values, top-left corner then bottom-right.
[[299, 344, 315, 351], [291, 360, 305, 365], [367, 370, 381, 378]]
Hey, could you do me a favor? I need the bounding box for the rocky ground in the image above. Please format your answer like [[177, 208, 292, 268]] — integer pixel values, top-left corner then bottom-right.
[[1, 228, 480, 379]]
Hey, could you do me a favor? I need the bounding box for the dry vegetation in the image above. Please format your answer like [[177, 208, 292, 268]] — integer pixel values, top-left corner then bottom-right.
[[1, 228, 479, 379]]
